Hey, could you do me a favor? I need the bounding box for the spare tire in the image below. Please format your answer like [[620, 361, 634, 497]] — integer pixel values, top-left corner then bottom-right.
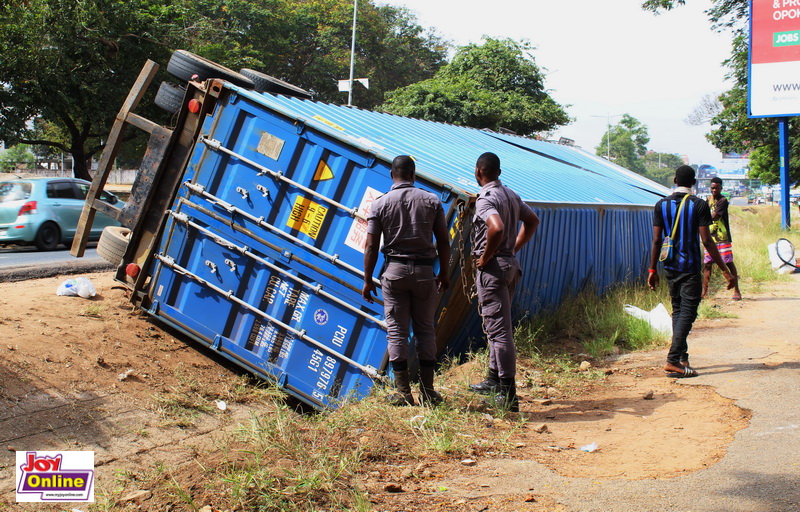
[[154, 81, 186, 114], [167, 50, 255, 89], [239, 68, 312, 99], [97, 226, 131, 266]]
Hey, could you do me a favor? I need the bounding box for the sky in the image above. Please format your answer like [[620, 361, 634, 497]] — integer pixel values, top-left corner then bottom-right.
[[384, 0, 735, 165]]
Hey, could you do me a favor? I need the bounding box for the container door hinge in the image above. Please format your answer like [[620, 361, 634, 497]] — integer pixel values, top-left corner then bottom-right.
[[295, 119, 306, 135], [277, 372, 289, 386], [440, 186, 454, 203], [147, 300, 160, 315], [211, 335, 222, 351]]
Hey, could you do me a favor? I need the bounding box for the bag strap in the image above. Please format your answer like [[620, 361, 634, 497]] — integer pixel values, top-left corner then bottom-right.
[[668, 194, 690, 238]]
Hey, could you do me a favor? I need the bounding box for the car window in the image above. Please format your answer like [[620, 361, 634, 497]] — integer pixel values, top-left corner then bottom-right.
[[47, 181, 79, 199], [75, 182, 118, 204], [0, 182, 33, 203], [75, 182, 89, 200]]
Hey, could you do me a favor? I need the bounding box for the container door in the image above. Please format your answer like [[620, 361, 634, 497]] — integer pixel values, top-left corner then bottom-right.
[[145, 88, 461, 408]]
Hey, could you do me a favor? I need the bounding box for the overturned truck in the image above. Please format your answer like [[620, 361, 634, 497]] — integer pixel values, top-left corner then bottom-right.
[[74, 51, 669, 410]]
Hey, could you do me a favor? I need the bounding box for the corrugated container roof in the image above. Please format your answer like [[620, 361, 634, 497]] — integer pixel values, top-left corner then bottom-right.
[[233, 88, 671, 206]]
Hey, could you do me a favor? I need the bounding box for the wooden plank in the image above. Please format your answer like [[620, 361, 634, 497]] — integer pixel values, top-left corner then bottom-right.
[[71, 60, 159, 257]]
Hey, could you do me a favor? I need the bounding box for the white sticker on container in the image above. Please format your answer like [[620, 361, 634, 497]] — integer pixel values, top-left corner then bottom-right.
[[256, 131, 285, 160], [345, 186, 382, 253]]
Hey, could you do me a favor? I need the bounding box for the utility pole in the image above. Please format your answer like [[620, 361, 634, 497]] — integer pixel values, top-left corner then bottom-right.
[[347, 0, 358, 107]]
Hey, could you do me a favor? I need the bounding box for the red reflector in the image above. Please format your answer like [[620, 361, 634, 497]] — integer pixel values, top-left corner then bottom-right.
[[125, 263, 141, 278], [188, 99, 201, 113], [18, 201, 37, 215]]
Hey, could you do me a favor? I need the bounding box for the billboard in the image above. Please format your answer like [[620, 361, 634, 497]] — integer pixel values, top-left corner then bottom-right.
[[748, 0, 800, 117]]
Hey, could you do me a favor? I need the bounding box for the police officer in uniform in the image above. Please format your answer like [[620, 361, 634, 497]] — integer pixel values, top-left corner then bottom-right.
[[468, 152, 539, 411], [363, 155, 451, 406]]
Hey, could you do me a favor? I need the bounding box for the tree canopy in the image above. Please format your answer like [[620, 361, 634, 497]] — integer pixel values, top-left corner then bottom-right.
[[0, 0, 446, 180], [595, 114, 650, 174], [381, 38, 571, 135]]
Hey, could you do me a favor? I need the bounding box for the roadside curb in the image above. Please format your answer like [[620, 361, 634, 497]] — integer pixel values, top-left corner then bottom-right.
[[0, 260, 115, 282]]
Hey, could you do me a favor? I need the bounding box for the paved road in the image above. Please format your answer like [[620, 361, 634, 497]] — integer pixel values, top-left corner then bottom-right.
[[0, 245, 114, 282]]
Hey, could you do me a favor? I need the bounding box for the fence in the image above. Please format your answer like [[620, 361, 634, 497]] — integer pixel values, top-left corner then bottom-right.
[[1, 167, 137, 184]]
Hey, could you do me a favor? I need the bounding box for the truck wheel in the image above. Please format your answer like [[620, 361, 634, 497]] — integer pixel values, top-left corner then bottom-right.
[[35, 222, 61, 251], [239, 68, 312, 99], [154, 81, 185, 114], [167, 50, 255, 89], [97, 226, 131, 266]]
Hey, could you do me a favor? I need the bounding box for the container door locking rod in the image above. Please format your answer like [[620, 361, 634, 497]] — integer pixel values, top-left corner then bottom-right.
[[200, 137, 366, 220], [183, 181, 379, 286], [168, 210, 387, 330], [153, 254, 381, 380]]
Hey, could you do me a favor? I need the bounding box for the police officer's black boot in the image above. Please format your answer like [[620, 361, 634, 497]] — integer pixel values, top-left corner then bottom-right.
[[493, 378, 519, 412], [418, 360, 443, 406], [387, 361, 415, 406], [469, 367, 500, 394]]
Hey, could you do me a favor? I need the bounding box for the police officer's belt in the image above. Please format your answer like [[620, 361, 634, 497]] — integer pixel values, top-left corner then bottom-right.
[[387, 256, 435, 266]]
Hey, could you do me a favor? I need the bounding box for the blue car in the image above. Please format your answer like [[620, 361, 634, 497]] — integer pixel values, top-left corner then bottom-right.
[[0, 177, 123, 250]]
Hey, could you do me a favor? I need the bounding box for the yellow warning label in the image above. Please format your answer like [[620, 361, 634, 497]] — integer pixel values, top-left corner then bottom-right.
[[287, 197, 328, 239], [314, 160, 334, 181], [313, 115, 345, 131]]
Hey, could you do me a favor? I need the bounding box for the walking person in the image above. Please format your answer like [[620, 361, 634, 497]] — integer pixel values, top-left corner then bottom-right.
[[648, 166, 736, 378], [468, 152, 540, 411], [362, 155, 451, 406], [702, 177, 742, 300]]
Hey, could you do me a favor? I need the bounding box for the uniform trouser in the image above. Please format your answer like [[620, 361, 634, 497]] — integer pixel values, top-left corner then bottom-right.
[[381, 261, 438, 362], [666, 270, 703, 364], [476, 255, 522, 379]]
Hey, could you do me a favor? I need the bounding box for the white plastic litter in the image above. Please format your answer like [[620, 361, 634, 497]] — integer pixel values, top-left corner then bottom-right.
[[56, 277, 97, 298], [768, 241, 797, 274], [580, 442, 598, 453], [623, 303, 672, 334], [215, 400, 228, 411]]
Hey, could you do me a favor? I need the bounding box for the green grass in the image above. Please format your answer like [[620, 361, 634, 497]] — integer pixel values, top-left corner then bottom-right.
[[99, 202, 797, 512]]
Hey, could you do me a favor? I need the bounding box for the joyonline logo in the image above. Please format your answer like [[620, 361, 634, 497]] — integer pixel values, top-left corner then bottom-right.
[[16, 451, 94, 503]]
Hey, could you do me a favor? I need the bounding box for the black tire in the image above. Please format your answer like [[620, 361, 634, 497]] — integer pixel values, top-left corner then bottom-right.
[[154, 81, 186, 114], [239, 68, 312, 99], [97, 226, 131, 266], [34, 222, 61, 251], [166, 50, 255, 89]]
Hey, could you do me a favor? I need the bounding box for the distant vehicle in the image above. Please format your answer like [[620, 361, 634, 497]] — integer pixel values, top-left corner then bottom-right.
[[0, 177, 123, 250]]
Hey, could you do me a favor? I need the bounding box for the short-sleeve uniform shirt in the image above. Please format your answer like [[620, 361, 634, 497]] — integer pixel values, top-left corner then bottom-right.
[[366, 181, 446, 259], [473, 180, 534, 258]]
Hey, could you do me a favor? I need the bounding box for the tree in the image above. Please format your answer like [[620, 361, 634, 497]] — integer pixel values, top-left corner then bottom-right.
[[0, 145, 36, 172], [181, 0, 448, 108], [642, 151, 685, 186], [381, 38, 571, 135], [641, 0, 800, 185], [0, 0, 446, 181], [595, 114, 650, 173], [0, 0, 186, 180]]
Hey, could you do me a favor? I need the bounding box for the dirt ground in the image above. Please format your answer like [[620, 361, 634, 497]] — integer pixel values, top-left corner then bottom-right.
[[0, 271, 779, 511]]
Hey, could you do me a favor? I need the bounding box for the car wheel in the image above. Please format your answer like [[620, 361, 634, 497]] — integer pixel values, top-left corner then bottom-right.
[[97, 226, 131, 266], [166, 50, 255, 89], [34, 222, 61, 251], [239, 68, 312, 99], [154, 81, 186, 114]]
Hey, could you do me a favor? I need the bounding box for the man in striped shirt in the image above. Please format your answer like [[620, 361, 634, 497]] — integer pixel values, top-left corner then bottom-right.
[[648, 166, 736, 378]]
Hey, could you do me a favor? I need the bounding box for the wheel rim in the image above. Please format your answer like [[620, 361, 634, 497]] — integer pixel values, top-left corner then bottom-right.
[[40, 224, 59, 249]]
